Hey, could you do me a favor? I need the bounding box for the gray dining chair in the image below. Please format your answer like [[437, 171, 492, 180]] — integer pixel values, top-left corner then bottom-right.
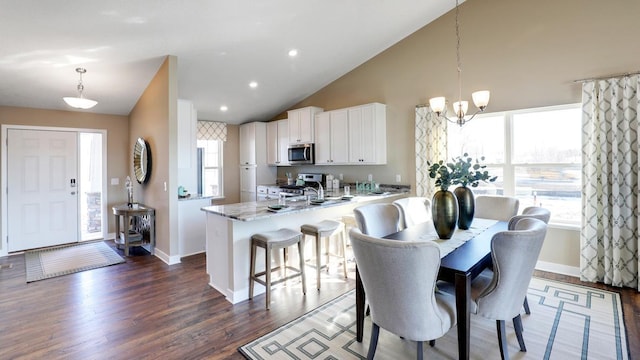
[[349, 228, 457, 360], [353, 203, 401, 237], [507, 206, 550, 314], [469, 218, 547, 360], [475, 195, 520, 221], [392, 197, 433, 230]]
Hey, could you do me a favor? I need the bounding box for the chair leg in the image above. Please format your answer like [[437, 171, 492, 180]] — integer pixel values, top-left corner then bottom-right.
[[367, 323, 380, 360], [523, 296, 531, 315], [249, 242, 256, 300], [496, 320, 508, 360], [513, 314, 527, 352], [341, 228, 348, 278], [324, 236, 330, 272], [298, 239, 307, 295], [265, 245, 272, 310], [315, 233, 321, 290], [282, 247, 288, 280], [416, 340, 424, 360]]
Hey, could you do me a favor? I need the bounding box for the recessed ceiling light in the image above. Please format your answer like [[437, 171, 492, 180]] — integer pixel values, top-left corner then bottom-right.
[[288, 49, 298, 57], [249, 81, 258, 88], [220, 105, 228, 112]]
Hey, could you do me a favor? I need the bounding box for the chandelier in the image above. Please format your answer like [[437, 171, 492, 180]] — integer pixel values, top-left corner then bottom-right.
[[63, 68, 98, 109], [429, 0, 489, 126]]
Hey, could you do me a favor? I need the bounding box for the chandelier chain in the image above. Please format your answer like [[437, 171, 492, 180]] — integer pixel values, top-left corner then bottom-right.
[[455, 0, 462, 106]]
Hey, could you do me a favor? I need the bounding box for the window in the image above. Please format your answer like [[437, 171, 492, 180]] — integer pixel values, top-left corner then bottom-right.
[[447, 104, 581, 226], [197, 121, 227, 198]]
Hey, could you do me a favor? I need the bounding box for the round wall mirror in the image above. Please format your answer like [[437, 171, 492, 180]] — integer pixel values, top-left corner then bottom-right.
[[133, 137, 151, 184]]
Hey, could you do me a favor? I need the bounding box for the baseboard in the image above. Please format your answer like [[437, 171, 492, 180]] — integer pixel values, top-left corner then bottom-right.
[[154, 247, 181, 265], [180, 250, 205, 259], [536, 260, 580, 277]]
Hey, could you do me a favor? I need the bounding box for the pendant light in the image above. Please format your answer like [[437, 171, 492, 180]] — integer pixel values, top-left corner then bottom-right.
[[63, 68, 98, 109], [429, 0, 489, 126]]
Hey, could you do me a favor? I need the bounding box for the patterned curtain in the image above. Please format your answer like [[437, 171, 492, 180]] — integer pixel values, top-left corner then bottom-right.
[[415, 106, 448, 198], [581, 74, 640, 290], [197, 121, 227, 141]]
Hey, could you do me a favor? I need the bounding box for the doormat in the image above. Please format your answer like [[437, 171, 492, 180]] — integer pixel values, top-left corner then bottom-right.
[[239, 277, 629, 359], [25, 241, 124, 282]]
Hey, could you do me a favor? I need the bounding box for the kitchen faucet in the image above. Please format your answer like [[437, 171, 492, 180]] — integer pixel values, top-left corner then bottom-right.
[[304, 181, 324, 200]]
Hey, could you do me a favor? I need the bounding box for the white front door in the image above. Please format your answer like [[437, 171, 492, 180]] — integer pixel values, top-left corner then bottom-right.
[[7, 129, 78, 251]]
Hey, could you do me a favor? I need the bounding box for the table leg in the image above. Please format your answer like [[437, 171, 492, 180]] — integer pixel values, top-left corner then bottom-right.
[[150, 214, 155, 255], [356, 266, 365, 342], [124, 214, 130, 256], [114, 214, 121, 249], [455, 272, 471, 360]]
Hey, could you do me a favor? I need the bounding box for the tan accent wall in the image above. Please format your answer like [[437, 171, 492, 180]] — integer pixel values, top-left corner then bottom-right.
[[0, 106, 129, 252], [274, 0, 640, 272], [128, 56, 179, 258]]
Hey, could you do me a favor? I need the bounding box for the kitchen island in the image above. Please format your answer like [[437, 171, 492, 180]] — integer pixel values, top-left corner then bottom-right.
[[201, 191, 407, 304]]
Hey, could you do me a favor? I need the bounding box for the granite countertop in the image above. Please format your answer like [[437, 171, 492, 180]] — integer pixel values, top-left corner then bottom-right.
[[178, 194, 216, 201], [201, 189, 408, 222]]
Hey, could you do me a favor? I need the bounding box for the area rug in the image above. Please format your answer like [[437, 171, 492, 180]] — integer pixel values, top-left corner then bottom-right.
[[239, 277, 629, 359], [25, 241, 124, 282]]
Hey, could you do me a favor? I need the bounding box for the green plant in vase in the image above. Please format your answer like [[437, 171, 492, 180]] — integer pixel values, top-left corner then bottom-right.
[[427, 160, 459, 239], [451, 153, 497, 229]]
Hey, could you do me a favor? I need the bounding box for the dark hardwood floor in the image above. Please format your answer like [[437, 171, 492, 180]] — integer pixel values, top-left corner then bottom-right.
[[0, 242, 637, 359]]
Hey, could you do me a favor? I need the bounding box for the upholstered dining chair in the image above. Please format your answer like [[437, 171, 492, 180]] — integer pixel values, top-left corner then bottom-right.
[[392, 197, 432, 230], [475, 195, 520, 221], [350, 228, 457, 360], [469, 218, 547, 360], [353, 203, 401, 237], [507, 206, 550, 314]]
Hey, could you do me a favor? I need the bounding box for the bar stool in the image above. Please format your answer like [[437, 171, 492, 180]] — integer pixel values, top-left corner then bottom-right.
[[249, 228, 307, 310], [301, 220, 348, 290]]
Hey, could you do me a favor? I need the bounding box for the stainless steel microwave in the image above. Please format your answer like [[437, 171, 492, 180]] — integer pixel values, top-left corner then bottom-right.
[[288, 143, 314, 165]]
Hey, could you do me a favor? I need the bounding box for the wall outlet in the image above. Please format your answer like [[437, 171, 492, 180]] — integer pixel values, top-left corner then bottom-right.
[[396, 174, 401, 182], [339, 173, 343, 180], [367, 174, 373, 181]]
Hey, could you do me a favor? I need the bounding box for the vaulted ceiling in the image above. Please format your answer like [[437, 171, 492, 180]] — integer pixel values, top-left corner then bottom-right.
[[0, 1, 455, 124]]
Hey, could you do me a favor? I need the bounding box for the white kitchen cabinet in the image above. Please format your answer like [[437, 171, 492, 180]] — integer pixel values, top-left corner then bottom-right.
[[266, 119, 290, 166], [288, 106, 323, 144], [239, 122, 257, 165], [239, 122, 276, 202], [240, 165, 257, 202], [314, 110, 349, 165], [177, 99, 197, 191], [348, 103, 387, 165]]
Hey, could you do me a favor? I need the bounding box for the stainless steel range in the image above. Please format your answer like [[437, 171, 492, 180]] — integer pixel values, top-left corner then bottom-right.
[[279, 173, 323, 196]]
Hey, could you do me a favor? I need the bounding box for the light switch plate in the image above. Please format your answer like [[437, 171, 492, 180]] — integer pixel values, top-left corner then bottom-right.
[[111, 178, 119, 185]]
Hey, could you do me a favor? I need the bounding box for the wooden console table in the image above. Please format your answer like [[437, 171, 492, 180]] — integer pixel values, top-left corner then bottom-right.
[[113, 204, 155, 256]]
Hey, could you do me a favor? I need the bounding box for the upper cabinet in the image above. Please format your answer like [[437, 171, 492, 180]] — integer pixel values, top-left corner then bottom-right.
[[267, 119, 290, 166], [288, 106, 323, 144], [348, 103, 387, 165], [239, 121, 268, 166], [315, 110, 349, 165]]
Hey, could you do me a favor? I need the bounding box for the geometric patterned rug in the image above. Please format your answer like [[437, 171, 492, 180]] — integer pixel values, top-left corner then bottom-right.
[[25, 241, 124, 283], [239, 277, 629, 359]]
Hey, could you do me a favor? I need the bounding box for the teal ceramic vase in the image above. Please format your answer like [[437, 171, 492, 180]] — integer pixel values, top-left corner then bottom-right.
[[432, 190, 458, 239]]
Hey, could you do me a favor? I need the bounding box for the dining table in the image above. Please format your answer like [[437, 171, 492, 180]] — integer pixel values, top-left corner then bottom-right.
[[354, 218, 509, 360]]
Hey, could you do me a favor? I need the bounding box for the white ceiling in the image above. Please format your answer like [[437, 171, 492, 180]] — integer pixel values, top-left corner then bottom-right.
[[0, 1, 454, 124]]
